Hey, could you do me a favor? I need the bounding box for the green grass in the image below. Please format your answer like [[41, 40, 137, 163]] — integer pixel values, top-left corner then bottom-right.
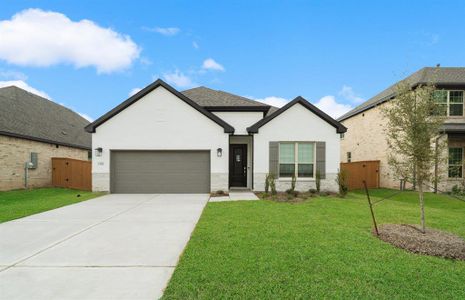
[[163, 189, 465, 299], [0, 188, 105, 223]]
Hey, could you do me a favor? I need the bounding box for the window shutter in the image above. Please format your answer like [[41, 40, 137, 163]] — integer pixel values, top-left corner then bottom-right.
[[269, 142, 279, 176], [316, 142, 326, 179]]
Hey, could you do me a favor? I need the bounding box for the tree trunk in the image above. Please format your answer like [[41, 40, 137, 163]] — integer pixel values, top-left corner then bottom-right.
[[418, 182, 426, 233]]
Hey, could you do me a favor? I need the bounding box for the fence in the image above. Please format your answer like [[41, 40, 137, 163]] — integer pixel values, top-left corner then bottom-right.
[[340, 160, 380, 190], [52, 157, 91, 191]]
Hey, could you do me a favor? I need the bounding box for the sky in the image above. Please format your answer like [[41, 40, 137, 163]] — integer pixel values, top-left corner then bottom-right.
[[0, 0, 464, 121]]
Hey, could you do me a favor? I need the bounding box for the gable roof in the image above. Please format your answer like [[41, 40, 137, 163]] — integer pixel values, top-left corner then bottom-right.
[[338, 67, 465, 122], [85, 79, 235, 133], [0, 86, 91, 150], [247, 96, 347, 134]]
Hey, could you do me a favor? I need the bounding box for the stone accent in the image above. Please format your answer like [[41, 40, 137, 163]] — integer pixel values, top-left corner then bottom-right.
[[211, 173, 228, 193], [0, 135, 89, 191], [92, 172, 110, 192], [253, 172, 338, 193]]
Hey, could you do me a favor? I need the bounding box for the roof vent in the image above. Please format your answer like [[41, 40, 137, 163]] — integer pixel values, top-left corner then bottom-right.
[[61, 130, 67, 135]]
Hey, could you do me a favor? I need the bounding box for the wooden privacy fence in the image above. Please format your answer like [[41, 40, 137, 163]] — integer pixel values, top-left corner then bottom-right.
[[52, 157, 91, 191], [340, 160, 380, 190]]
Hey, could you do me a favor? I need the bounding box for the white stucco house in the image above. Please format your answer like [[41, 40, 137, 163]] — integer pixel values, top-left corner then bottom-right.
[[85, 79, 346, 193]]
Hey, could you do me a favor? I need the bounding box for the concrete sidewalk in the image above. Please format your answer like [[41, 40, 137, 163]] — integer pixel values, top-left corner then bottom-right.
[[0, 193, 208, 300]]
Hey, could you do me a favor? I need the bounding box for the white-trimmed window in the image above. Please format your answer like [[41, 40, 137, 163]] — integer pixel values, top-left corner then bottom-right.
[[279, 142, 315, 178], [448, 147, 463, 178], [433, 90, 464, 116]]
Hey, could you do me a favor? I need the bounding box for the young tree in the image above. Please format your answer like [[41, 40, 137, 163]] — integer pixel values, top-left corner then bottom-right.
[[383, 81, 446, 233]]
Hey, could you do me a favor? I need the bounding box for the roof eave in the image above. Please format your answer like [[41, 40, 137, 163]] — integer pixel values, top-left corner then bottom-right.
[[85, 79, 235, 134], [0, 131, 91, 150], [247, 96, 347, 134]]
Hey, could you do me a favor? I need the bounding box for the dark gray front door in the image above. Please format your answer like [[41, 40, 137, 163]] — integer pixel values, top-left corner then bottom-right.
[[110, 150, 210, 193], [229, 144, 247, 187]]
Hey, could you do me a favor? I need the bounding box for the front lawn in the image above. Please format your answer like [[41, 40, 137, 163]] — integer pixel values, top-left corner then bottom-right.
[[163, 189, 465, 299], [0, 188, 105, 223]]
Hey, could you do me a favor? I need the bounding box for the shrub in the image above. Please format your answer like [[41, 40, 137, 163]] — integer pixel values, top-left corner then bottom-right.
[[216, 190, 225, 195], [451, 184, 461, 195], [315, 170, 321, 193], [268, 173, 277, 195], [336, 169, 348, 197], [309, 188, 317, 194], [265, 173, 271, 193]]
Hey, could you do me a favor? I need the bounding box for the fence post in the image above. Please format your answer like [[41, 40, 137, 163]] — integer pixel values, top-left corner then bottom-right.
[[363, 180, 379, 236]]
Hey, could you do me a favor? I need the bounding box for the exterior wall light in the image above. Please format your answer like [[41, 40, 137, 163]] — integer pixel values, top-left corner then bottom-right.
[[95, 147, 103, 157], [217, 148, 223, 157]]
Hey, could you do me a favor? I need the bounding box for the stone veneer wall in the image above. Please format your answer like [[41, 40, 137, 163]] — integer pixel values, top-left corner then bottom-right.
[[0, 135, 89, 191], [253, 173, 339, 193], [341, 102, 465, 191]]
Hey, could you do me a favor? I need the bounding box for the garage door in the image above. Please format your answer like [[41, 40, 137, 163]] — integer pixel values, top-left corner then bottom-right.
[[110, 150, 210, 193]]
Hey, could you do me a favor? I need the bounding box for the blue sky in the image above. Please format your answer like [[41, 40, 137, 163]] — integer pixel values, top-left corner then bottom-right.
[[1, 0, 464, 120]]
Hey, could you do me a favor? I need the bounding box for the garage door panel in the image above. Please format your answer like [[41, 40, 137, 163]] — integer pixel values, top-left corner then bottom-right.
[[110, 151, 210, 194]]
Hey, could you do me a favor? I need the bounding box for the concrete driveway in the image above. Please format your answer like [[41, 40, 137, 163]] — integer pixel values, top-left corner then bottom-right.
[[0, 194, 208, 300]]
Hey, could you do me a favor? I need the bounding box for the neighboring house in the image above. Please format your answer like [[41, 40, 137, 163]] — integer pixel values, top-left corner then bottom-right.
[[0, 86, 91, 191], [339, 67, 465, 191], [86, 79, 346, 193]]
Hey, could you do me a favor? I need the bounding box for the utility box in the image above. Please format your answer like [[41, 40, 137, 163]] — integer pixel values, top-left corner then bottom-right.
[[30, 152, 38, 169]]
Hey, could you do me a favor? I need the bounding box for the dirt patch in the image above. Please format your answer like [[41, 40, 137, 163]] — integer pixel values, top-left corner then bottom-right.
[[210, 191, 229, 197], [255, 191, 336, 203], [377, 224, 465, 260]]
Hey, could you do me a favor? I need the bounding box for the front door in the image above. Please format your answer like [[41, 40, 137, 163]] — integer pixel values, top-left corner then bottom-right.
[[229, 144, 247, 187]]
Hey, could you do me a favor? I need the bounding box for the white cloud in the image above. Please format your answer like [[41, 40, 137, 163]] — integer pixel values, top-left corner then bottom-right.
[[192, 41, 199, 49], [0, 80, 50, 99], [129, 87, 142, 96], [0, 9, 140, 73], [202, 58, 225, 72], [163, 70, 195, 88], [253, 96, 289, 107], [314, 95, 353, 119], [144, 26, 180, 36], [339, 85, 364, 104], [0, 70, 27, 81]]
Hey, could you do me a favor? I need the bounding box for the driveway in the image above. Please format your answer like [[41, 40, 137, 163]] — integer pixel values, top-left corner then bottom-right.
[[0, 194, 209, 299]]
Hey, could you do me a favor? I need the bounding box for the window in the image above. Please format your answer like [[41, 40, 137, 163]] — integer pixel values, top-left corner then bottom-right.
[[347, 152, 352, 163], [433, 90, 464, 116], [448, 147, 463, 178], [279, 142, 315, 178], [449, 91, 464, 116], [340, 133, 345, 140]]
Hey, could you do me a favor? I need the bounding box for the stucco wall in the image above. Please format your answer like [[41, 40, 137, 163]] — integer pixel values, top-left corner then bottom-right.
[[253, 103, 340, 192], [91, 86, 230, 192], [0, 135, 88, 191], [212, 111, 263, 135]]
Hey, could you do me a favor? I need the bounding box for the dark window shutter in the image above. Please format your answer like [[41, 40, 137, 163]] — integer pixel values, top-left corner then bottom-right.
[[269, 142, 279, 176], [316, 142, 326, 179]]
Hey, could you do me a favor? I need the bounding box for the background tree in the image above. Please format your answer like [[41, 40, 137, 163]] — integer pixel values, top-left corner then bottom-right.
[[383, 80, 446, 233]]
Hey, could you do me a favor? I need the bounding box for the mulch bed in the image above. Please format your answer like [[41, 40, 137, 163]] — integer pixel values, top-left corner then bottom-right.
[[376, 224, 465, 260]]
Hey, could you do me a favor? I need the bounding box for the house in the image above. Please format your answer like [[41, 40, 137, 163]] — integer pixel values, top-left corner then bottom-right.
[[338, 67, 465, 191], [0, 86, 91, 191], [85, 79, 346, 193]]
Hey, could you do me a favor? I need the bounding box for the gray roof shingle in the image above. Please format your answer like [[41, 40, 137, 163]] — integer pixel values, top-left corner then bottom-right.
[[0, 86, 91, 149], [338, 67, 465, 121], [182, 86, 270, 107]]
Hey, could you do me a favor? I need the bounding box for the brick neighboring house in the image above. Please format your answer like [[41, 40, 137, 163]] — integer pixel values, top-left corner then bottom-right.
[[339, 67, 465, 191], [0, 86, 91, 191]]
